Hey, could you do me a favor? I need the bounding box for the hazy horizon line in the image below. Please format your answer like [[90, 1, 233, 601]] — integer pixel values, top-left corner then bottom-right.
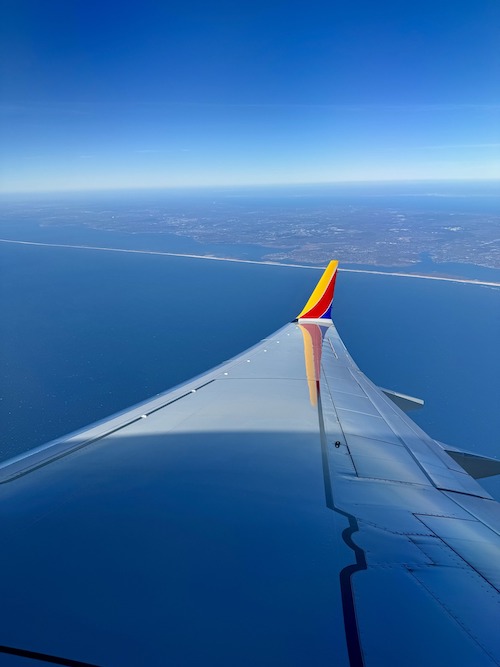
[[1, 177, 499, 197]]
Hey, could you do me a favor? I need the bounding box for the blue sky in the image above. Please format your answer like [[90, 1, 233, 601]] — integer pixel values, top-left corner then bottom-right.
[[1, 0, 499, 192]]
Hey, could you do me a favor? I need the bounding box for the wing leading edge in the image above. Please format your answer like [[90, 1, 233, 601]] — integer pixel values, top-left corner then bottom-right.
[[0, 262, 499, 667]]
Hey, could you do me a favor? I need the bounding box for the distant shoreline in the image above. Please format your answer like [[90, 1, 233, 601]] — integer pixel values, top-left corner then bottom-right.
[[1, 238, 499, 288]]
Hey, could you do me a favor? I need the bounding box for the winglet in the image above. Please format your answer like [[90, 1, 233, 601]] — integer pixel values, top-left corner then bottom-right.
[[296, 260, 338, 322]]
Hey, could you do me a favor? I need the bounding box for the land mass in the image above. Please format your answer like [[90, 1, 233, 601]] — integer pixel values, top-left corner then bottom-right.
[[1, 185, 499, 273]]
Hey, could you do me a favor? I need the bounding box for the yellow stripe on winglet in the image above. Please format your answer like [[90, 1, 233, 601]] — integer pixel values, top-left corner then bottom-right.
[[296, 260, 338, 320]]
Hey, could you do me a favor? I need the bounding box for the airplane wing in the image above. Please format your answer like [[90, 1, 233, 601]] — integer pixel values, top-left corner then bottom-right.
[[0, 262, 499, 667]]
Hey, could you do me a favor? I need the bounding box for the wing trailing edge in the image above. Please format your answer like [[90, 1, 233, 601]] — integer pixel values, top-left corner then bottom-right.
[[296, 260, 338, 322]]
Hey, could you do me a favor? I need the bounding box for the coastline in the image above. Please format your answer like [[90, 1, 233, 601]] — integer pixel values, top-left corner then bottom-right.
[[1, 237, 499, 288]]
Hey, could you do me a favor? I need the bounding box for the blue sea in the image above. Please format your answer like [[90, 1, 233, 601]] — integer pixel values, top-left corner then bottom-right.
[[1, 187, 499, 499]]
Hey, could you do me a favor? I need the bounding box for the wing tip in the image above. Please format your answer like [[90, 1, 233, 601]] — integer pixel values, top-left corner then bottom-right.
[[296, 260, 339, 321]]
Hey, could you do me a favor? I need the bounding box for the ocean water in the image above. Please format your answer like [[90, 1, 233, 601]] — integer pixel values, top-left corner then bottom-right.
[[1, 234, 499, 499], [0, 241, 317, 457]]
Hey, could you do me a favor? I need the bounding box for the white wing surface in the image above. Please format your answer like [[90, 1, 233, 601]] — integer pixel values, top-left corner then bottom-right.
[[0, 262, 498, 667]]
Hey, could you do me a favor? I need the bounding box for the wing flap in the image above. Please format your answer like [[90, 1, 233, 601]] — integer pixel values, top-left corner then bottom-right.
[[380, 387, 424, 411], [438, 443, 500, 479]]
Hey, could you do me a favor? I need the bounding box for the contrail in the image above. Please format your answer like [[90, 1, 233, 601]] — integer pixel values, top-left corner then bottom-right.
[[1, 238, 499, 288]]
